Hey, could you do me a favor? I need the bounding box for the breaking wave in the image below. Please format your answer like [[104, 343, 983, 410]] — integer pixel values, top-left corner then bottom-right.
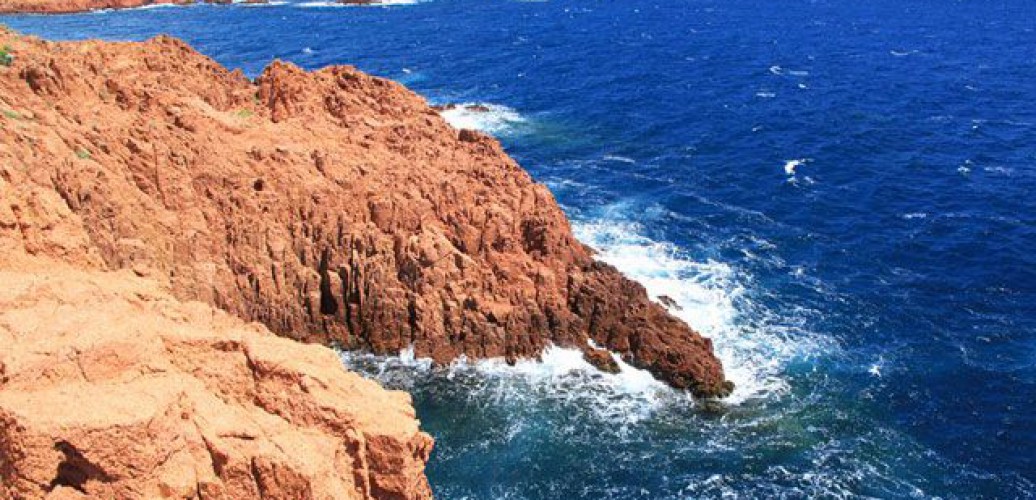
[[342, 345, 687, 426], [571, 219, 821, 405], [438, 102, 527, 136]]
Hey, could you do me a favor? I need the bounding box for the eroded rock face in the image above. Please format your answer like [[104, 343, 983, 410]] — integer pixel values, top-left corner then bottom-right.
[[0, 31, 730, 396], [0, 256, 433, 500], [0, 0, 264, 15]]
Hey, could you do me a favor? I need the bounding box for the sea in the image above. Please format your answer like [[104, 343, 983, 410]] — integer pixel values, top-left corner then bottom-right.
[[5, 0, 1034, 497]]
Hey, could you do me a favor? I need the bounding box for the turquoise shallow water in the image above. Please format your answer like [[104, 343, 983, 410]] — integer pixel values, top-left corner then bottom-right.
[[5, 0, 1035, 496]]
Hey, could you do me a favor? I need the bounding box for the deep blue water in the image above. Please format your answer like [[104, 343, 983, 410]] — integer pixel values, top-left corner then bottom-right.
[[6, 0, 1035, 497]]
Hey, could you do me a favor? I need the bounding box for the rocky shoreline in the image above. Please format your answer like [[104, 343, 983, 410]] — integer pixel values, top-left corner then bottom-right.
[[0, 0, 268, 15], [0, 0, 416, 15], [0, 28, 730, 498]]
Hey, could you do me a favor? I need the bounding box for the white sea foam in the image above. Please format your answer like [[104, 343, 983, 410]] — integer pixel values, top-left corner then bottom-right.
[[135, 2, 181, 8], [438, 102, 526, 135], [342, 344, 676, 424], [572, 219, 807, 404], [93, 2, 183, 12], [237, 1, 288, 6], [298, 0, 418, 7]]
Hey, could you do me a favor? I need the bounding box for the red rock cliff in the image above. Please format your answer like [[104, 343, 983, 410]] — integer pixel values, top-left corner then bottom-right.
[[0, 31, 730, 396], [1, 31, 434, 500]]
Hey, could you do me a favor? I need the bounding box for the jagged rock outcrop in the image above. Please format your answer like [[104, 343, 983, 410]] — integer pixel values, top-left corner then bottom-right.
[[0, 30, 730, 396], [0, 0, 264, 15], [0, 255, 433, 499]]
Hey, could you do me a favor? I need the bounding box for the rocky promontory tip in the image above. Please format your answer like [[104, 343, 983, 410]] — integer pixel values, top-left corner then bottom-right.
[[0, 31, 731, 397]]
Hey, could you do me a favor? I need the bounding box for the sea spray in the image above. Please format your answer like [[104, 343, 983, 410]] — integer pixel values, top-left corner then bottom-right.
[[438, 102, 527, 135], [572, 218, 819, 404]]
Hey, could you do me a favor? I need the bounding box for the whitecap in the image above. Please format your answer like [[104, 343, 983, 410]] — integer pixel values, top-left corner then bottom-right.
[[902, 212, 927, 220], [983, 166, 1013, 175], [438, 102, 526, 135], [602, 154, 636, 164], [756, 91, 776, 98], [769, 65, 783, 75], [784, 158, 810, 177]]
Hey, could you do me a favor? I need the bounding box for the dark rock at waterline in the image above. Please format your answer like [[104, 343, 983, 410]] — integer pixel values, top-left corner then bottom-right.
[[432, 103, 493, 113], [583, 347, 621, 374], [657, 294, 683, 311]]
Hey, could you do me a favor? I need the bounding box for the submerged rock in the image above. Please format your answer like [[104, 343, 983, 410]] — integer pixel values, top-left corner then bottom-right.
[[0, 31, 730, 397]]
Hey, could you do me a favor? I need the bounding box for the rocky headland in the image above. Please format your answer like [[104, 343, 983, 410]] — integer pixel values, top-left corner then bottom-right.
[[0, 30, 730, 395], [0, 26, 730, 498]]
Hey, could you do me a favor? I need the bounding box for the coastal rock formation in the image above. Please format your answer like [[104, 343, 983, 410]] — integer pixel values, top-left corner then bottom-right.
[[0, 30, 730, 396], [0, 256, 433, 499], [0, 0, 265, 15]]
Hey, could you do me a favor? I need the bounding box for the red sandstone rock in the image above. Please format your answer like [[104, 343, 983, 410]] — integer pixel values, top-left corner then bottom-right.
[[0, 31, 730, 397], [583, 347, 620, 374], [0, 255, 433, 499]]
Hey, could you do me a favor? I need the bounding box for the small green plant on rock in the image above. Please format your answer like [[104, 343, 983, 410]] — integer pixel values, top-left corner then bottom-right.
[[3, 110, 19, 120], [237, 108, 254, 119], [75, 148, 91, 160], [0, 45, 14, 67]]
